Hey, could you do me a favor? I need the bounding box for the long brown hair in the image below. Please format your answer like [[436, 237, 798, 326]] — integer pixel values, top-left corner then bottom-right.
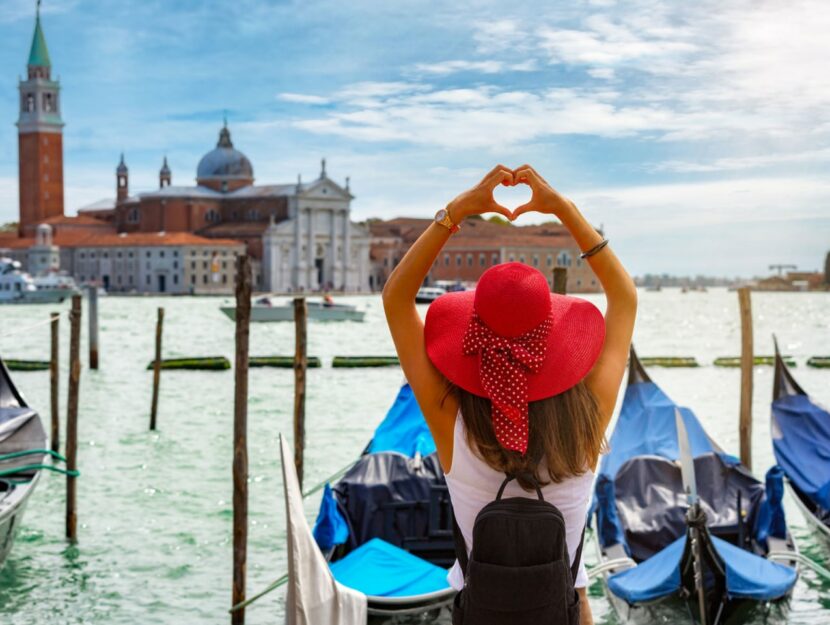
[[451, 381, 606, 491]]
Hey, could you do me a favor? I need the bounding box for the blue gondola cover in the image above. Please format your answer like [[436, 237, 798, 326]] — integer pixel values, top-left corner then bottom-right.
[[329, 538, 450, 597], [772, 393, 830, 510], [608, 534, 797, 603], [367, 384, 436, 458], [753, 466, 787, 548], [313, 484, 349, 551]]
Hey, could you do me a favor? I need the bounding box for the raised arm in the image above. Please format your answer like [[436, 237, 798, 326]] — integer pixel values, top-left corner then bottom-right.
[[382, 165, 514, 471], [513, 165, 637, 429]]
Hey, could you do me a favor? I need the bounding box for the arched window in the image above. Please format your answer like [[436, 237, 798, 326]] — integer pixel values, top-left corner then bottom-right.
[[467, 254, 473, 266], [557, 251, 572, 267], [43, 93, 53, 112], [26, 93, 35, 112]]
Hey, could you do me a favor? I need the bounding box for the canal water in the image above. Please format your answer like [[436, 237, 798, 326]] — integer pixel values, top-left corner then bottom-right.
[[0, 289, 828, 623]]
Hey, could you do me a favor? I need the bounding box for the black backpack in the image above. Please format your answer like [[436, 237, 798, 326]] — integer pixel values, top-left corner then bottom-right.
[[451, 474, 585, 625]]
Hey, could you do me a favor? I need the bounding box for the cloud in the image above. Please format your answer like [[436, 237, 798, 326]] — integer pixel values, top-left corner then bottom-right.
[[277, 93, 330, 105], [472, 19, 531, 54], [411, 59, 537, 76], [652, 148, 830, 173]]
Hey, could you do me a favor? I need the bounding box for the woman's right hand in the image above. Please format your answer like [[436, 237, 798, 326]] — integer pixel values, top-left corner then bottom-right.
[[512, 164, 574, 219], [446, 165, 515, 223]]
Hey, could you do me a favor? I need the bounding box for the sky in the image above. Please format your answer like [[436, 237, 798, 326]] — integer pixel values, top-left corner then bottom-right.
[[0, 0, 828, 277]]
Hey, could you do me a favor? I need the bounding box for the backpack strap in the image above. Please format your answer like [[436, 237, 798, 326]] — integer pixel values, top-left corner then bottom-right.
[[496, 473, 544, 501], [570, 524, 586, 584], [452, 510, 469, 576]]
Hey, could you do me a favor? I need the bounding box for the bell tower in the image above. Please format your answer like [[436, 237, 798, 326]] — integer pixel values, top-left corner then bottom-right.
[[17, 2, 64, 236]]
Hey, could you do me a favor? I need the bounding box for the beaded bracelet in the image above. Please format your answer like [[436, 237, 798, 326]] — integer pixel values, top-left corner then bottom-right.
[[580, 238, 609, 259]]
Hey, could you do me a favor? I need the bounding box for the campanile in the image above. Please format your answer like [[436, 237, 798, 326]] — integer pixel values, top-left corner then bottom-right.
[[17, 4, 64, 236]]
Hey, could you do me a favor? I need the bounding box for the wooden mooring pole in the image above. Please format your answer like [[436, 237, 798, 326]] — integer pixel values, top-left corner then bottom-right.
[[553, 267, 568, 295], [231, 255, 251, 625], [66, 295, 82, 542], [50, 311, 60, 454], [87, 285, 99, 370], [738, 287, 753, 471], [293, 297, 308, 491], [150, 307, 164, 431]]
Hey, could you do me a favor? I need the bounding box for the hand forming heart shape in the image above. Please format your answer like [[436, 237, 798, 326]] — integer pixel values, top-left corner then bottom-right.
[[446, 164, 567, 224]]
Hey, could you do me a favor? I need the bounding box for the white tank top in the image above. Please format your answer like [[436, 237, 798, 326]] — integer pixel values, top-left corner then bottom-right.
[[444, 412, 593, 590]]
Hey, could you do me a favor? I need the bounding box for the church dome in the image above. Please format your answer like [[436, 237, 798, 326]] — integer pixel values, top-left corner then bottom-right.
[[196, 124, 253, 186]]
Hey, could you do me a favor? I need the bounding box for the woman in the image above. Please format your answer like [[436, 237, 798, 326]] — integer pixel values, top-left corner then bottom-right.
[[382, 164, 637, 625]]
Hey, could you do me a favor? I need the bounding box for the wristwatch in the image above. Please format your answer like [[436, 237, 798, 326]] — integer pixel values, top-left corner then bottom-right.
[[434, 207, 460, 234]]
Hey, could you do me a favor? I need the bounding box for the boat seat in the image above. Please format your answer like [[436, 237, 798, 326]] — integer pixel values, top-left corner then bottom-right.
[[614, 453, 765, 562], [330, 537, 450, 598], [382, 484, 456, 568]]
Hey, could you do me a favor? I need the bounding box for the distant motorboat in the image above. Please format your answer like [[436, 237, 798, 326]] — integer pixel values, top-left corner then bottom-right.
[[221, 296, 365, 322], [0, 258, 75, 304], [33, 271, 81, 294], [415, 287, 446, 304]]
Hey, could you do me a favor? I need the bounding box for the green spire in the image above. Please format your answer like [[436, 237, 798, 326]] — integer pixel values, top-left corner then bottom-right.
[[28, 3, 51, 68]]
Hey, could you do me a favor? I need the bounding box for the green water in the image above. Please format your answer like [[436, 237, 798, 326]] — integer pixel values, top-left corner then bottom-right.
[[0, 289, 828, 623]]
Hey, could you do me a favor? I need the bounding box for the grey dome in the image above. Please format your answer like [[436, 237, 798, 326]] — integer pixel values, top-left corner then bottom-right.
[[196, 125, 253, 182]]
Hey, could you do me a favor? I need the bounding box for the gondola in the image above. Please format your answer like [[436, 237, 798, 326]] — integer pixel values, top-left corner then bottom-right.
[[591, 347, 798, 625], [0, 355, 47, 568], [772, 340, 830, 542], [280, 383, 455, 624]]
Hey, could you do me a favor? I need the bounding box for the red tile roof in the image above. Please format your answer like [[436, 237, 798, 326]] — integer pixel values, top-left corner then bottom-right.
[[0, 231, 243, 249]]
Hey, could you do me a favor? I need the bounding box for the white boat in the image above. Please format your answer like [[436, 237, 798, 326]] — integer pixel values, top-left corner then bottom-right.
[[33, 271, 81, 295], [221, 296, 366, 322], [0, 258, 74, 304], [415, 286, 446, 304]]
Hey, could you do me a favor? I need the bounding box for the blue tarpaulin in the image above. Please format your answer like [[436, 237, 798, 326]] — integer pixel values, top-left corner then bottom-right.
[[313, 484, 349, 551], [598, 381, 718, 482], [367, 384, 436, 458], [753, 466, 787, 549], [329, 538, 450, 597], [607, 534, 797, 603], [772, 394, 830, 510]]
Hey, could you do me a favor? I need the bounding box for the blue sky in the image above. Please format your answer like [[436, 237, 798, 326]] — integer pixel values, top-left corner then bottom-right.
[[1, 0, 828, 276]]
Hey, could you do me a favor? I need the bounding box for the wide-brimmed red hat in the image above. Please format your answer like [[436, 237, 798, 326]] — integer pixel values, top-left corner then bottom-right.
[[424, 262, 605, 454]]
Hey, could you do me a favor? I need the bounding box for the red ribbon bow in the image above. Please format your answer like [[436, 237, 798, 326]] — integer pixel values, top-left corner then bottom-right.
[[462, 312, 552, 454]]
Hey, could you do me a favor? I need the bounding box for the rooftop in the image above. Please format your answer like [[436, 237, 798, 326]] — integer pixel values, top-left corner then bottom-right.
[[28, 12, 50, 68]]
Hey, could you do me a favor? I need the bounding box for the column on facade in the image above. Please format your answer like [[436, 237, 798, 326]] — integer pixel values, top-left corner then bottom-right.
[[292, 202, 301, 290], [342, 209, 351, 291], [328, 208, 337, 290], [307, 208, 316, 290]]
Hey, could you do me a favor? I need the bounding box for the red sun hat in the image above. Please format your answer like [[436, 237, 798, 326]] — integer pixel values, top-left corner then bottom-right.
[[424, 262, 605, 455]]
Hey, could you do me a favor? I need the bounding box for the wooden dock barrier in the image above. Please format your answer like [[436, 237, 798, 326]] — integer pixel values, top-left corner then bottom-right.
[[714, 355, 795, 367], [639, 356, 699, 368], [232, 256, 251, 625], [50, 312, 59, 454], [738, 287, 753, 472], [332, 356, 399, 368], [66, 295, 81, 542], [150, 307, 164, 431], [249, 355, 321, 368], [553, 267, 568, 295], [145, 356, 231, 371], [87, 285, 99, 370], [4, 359, 50, 371], [293, 298, 308, 490]]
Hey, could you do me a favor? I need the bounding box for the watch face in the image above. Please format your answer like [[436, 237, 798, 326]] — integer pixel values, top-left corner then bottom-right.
[[435, 209, 448, 222]]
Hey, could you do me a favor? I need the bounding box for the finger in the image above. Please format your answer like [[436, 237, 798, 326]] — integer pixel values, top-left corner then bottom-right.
[[489, 202, 513, 220], [481, 164, 510, 184], [512, 202, 534, 219], [513, 166, 542, 188], [485, 168, 514, 189]]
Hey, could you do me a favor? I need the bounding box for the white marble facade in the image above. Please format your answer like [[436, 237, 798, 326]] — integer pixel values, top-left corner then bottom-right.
[[262, 175, 370, 293]]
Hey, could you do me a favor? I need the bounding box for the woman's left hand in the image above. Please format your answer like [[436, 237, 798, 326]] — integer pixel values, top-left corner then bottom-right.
[[446, 165, 516, 223]]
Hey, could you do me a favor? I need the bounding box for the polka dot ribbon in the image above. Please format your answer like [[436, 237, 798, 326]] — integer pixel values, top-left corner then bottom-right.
[[462, 312, 553, 455]]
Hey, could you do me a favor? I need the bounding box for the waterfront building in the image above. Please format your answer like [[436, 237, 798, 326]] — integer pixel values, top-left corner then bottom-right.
[[369, 217, 601, 293], [0, 7, 371, 294]]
